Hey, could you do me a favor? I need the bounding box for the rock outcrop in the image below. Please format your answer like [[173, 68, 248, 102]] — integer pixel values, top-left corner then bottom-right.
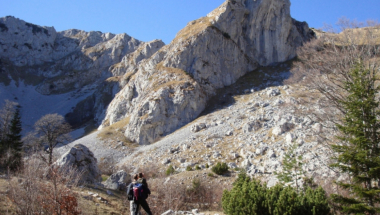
[[101, 0, 314, 145], [103, 170, 130, 190], [54, 144, 102, 184]]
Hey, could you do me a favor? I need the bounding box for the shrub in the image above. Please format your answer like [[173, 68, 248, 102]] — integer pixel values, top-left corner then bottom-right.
[[7, 159, 82, 215], [205, 163, 209, 168], [186, 166, 192, 171], [208, 173, 214, 177], [222, 173, 331, 215], [166, 165, 175, 176], [211, 162, 228, 175], [195, 165, 201, 170]]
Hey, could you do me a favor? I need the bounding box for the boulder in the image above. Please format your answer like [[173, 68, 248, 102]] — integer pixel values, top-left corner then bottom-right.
[[54, 144, 101, 184], [103, 170, 130, 191]]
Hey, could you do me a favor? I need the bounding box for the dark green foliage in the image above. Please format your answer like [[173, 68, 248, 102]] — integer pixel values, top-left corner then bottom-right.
[[166, 165, 175, 176], [211, 162, 228, 175], [330, 61, 380, 214], [7, 106, 22, 151], [205, 163, 209, 168], [222, 173, 331, 215], [195, 165, 201, 170], [186, 166, 192, 171], [0, 104, 23, 170]]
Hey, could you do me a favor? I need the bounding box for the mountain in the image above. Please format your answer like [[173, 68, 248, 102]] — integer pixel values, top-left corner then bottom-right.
[[100, 0, 314, 145], [0, 16, 164, 133], [0, 0, 313, 143]]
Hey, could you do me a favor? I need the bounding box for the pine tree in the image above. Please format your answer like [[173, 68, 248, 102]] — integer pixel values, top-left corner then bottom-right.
[[222, 172, 330, 215], [4, 105, 23, 170], [276, 143, 305, 192], [7, 106, 22, 152], [330, 61, 380, 214]]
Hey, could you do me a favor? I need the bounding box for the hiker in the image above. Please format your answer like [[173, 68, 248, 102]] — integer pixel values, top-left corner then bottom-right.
[[127, 174, 140, 215], [133, 172, 152, 215]]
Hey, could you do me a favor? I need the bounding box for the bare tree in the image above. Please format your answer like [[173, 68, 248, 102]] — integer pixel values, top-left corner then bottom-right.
[[285, 18, 380, 144], [33, 114, 71, 165]]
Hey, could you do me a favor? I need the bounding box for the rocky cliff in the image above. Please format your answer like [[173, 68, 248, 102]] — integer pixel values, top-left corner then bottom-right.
[[101, 0, 314, 145], [0, 0, 314, 145], [0, 16, 164, 129]]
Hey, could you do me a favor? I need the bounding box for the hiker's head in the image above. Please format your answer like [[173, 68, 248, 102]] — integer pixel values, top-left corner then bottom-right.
[[133, 174, 138, 181], [138, 172, 144, 178]]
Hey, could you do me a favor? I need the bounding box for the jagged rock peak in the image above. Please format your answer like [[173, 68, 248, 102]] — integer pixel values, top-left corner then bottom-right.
[[100, 0, 314, 145]]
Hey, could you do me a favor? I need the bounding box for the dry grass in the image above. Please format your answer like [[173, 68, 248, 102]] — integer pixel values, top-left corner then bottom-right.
[[105, 76, 121, 83], [0, 178, 16, 215], [172, 16, 213, 43], [75, 185, 129, 215], [97, 117, 136, 148]]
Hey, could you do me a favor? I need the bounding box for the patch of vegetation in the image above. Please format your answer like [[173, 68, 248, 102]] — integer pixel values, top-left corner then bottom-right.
[[195, 165, 201, 170], [173, 16, 213, 43], [25, 22, 49, 35], [166, 165, 175, 176], [186, 166, 193, 171], [222, 32, 231, 39], [222, 173, 330, 215], [101, 175, 108, 182], [211, 162, 228, 175], [24, 43, 32, 50], [0, 23, 8, 32], [97, 117, 136, 148]]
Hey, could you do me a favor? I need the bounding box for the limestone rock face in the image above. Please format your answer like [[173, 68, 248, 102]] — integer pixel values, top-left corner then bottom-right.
[[0, 16, 165, 128], [101, 0, 313, 145], [54, 144, 101, 184]]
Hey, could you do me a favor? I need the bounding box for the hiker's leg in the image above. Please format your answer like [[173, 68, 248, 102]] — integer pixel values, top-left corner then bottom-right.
[[139, 200, 152, 215], [132, 201, 140, 215], [130, 201, 134, 215]]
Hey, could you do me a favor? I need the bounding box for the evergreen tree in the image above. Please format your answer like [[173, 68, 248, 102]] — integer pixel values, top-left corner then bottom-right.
[[330, 61, 380, 214], [5, 106, 23, 170], [6, 106, 22, 151], [276, 143, 305, 192]]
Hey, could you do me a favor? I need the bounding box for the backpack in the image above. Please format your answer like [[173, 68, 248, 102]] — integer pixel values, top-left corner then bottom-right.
[[133, 183, 148, 201], [126, 183, 134, 201]]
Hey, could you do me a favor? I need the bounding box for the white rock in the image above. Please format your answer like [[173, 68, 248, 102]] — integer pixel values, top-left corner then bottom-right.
[[285, 133, 296, 145]]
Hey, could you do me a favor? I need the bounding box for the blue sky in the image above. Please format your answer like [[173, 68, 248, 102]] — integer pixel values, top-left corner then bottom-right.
[[1, 0, 380, 44]]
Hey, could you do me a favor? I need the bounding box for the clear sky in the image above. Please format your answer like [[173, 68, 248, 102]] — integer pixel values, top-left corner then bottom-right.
[[1, 0, 380, 44]]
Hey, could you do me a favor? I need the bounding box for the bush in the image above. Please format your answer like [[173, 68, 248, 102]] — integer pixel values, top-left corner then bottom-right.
[[186, 166, 192, 171], [195, 165, 201, 170], [208, 173, 214, 177], [205, 163, 209, 168], [166, 165, 175, 176], [222, 173, 331, 215], [7, 159, 82, 215], [211, 162, 228, 175]]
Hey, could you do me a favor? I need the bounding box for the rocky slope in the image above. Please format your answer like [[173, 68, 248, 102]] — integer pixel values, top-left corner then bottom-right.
[[101, 0, 314, 145]]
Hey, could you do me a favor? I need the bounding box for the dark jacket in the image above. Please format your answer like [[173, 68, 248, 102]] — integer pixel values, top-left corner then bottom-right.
[[137, 178, 151, 195]]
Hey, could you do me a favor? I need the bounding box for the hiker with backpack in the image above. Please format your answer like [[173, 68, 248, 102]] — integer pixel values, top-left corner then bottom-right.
[[127, 174, 139, 215], [127, 172, 152, 215]]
